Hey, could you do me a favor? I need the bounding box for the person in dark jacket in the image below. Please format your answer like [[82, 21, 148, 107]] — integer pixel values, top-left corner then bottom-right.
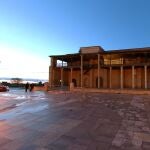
[[25, 82, 29, 92]]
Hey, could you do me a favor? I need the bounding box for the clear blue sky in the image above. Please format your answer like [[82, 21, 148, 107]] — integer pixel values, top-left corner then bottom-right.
[[0, 0, 150, 79]]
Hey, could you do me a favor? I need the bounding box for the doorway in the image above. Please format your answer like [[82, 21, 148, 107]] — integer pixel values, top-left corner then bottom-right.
[[72, 79, 77, 87]]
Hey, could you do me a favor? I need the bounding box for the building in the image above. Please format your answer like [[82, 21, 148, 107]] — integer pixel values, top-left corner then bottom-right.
[[49, 46, 150, 91]]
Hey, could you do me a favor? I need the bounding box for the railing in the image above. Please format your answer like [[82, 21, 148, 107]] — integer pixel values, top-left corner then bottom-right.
[[55, 63, 98, 68], [103, 60, 123, 65], [103, 58, 150, 66], [54, 59, 150, 68], [56, 62, 68, 67]]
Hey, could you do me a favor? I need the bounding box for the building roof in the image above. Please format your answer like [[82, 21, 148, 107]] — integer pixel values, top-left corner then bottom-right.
[[49, 46, 150, 61], [79, 46, 104, 53], [49, 53, 80, 62], [105, 47, 150, 54]]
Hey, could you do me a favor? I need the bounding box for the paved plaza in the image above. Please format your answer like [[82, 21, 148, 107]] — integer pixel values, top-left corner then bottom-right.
[[0, 88, 150, 150]]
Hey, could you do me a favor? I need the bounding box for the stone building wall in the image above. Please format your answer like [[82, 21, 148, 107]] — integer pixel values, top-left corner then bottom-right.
[[124, 68, 132, 88]]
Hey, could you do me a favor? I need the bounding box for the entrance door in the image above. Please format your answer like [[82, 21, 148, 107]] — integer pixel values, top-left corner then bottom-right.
[[72, 79, 77, 87]]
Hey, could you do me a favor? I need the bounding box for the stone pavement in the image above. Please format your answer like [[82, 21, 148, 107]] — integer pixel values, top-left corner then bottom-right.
[[0, 89, 150, 150]]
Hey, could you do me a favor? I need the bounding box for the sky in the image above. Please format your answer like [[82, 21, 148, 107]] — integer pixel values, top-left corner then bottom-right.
[[0, 0, 150, 80]]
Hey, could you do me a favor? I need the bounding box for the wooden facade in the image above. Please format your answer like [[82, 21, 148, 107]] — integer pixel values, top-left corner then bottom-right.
[[49, 46, 150, 90]]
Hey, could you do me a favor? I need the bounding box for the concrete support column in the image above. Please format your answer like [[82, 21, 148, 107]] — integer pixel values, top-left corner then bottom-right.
[[61, 68, 63, 87], [109, 66, 112, 88], [144, 65, 147, 89], [49, 66, 52, 88], [132, 66, 135, 89], [81, 55, 83, 88], [52, 69, 55, 87], [70, 68, 73, 83], [49, 57, 53, 88], [98, 54, 100, 88], [120, 66, 123, 89]]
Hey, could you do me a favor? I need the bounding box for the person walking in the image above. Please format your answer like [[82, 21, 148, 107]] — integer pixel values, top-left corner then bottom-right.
[[30, 83, 34, 92], [25, 82, 29, 92]]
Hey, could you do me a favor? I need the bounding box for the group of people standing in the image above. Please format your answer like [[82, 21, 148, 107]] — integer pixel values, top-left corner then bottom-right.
[[25, 82, 34, 92]]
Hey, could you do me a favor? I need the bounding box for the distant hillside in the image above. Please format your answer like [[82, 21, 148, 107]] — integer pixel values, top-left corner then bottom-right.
[[0, 77, 48, 83]]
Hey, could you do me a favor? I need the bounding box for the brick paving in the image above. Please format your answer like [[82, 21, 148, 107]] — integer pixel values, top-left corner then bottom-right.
[[0, 89, 150, 150]]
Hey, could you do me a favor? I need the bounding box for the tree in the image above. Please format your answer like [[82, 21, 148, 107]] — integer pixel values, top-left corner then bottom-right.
[[38, 81, 42, 85], [11, 78, 23, 84]]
